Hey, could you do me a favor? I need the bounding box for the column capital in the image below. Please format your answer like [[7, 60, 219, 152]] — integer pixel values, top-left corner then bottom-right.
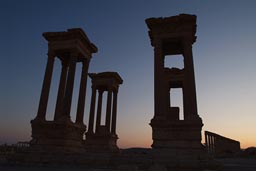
[[113, 88, 119, 94], [81, 58, 90, 65], [152, 38, 163, 49], [60, 58, 69, 67], [70, 51, 79, 57], [98, 89, 104, 94], [47, 50, 56, 58], [107, 86, 114, 92], [91, 85, 97, 90], [182, 36, 194, 47]]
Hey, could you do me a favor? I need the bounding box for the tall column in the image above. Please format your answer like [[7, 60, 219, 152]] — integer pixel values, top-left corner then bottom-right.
[[210, 135, 214, 155], [62, 56, 77, 118], [88, 86, 97, 133], [75, 59, 89, 124], [111, 90, 118, 134], [36, 52, 55, 120], [205, 133, 209, 153], [208, 135, 211, 154], [54, 59, 68, 121], [213, 136, 216, 155], [95, 90, 103, 133], [183, 39, 198, 119], [105, 88, 112, 132], [154, 40, 165, 117]]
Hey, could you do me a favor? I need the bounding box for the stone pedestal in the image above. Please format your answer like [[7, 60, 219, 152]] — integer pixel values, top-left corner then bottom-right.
[[85, 126, 119, 152], [150, 116, 206, 165], [30, 120, 86, 153], [150, 116, 203, 149]]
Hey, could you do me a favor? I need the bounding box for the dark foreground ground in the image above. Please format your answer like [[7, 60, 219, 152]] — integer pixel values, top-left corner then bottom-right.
[[0, 158, 256, 171]]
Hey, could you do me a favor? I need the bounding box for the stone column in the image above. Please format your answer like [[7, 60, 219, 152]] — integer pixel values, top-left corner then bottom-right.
[[183, 39, 198, 119], [96, 90, 103, 133], [105, 88, 113, 132], [62, 56, 77, 118], [212, 136, 217, 155], [207, 135, 210, 154], [88, 86, 97, 133], [36, 52, 55, 120], [210, 135, 214, 155], [154, 40, 165, 117], [54, 59, 68, 121], [75, 59, 89, 124], [205, 133, 209, 153], [111, 90, 118, 134]]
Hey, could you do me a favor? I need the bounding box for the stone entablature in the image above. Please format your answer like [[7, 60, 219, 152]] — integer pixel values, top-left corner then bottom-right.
[[43, 28, 97, 60], [146, 14, 197, 49]]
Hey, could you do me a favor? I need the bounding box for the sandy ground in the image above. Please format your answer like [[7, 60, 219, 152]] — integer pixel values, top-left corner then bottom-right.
[[0, 158, 256, 171]]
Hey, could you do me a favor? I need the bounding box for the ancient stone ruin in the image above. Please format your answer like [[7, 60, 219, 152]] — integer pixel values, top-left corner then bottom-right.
[[205, 131, 241, 157], [85, 72, 123, 152], [10, 13, 245, 170], [30, 28, 97, 152], [29, 28, 124, 155], [145, 14, 205, 164]]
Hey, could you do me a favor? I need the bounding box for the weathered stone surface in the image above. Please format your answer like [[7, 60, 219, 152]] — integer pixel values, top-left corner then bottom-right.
[[85, 72, 123, 152], [30, 28, 97, 153], [145, 13, 206, 165], [118, 165, 138, 171], [148, 164, 167, 171]]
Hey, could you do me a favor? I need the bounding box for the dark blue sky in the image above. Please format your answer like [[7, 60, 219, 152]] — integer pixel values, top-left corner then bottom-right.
[[1, 0, 256, 148]]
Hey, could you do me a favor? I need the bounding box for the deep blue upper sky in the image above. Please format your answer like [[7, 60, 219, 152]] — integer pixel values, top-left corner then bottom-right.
[[1, 0, 256, 148]]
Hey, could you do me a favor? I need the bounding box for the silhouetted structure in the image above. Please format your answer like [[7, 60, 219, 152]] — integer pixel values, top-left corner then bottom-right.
[[146, 14, 205, 165], [10, 14, 241, 170], [85, 72, 123, 152], [205, 131, 240, 157], [30, 28, 97, 152]]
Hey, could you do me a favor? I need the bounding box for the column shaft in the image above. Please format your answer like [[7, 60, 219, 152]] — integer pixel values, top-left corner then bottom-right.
[[154, 40, 165, 117], [210, 135, 214, 155], [75, 59, 89, 124], [62, 56, 77, 118], [105, 88, 112, 132], [88, 87, 97, 133], [95, 90, 103, 133], [111, 91, 118, 134], [183, 40, 198, 119], [36, 52, 55, 120], [213, 136, 216, 155], [54, 60, 68, 120], [205, 133, 209, 153]]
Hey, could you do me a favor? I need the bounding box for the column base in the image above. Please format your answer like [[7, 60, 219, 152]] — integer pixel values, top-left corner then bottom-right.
[[84, 126, 119, 152], [30, 119, 86, 153], [150, 115, 206, 163]]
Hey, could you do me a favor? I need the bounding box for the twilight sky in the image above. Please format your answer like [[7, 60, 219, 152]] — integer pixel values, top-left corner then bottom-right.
[[1, 0, 256, 149]]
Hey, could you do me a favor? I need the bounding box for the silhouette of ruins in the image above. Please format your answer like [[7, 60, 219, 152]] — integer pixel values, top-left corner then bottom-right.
[[146, 14, 205, 162], [85, 72, 123, 152], [9, 13, 244, 170], [30, 28, 123, 154], [205, 131, 240, 157]]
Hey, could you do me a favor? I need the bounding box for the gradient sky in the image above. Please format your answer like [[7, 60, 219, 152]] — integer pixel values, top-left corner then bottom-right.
[[1, 0, 256, 149]]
